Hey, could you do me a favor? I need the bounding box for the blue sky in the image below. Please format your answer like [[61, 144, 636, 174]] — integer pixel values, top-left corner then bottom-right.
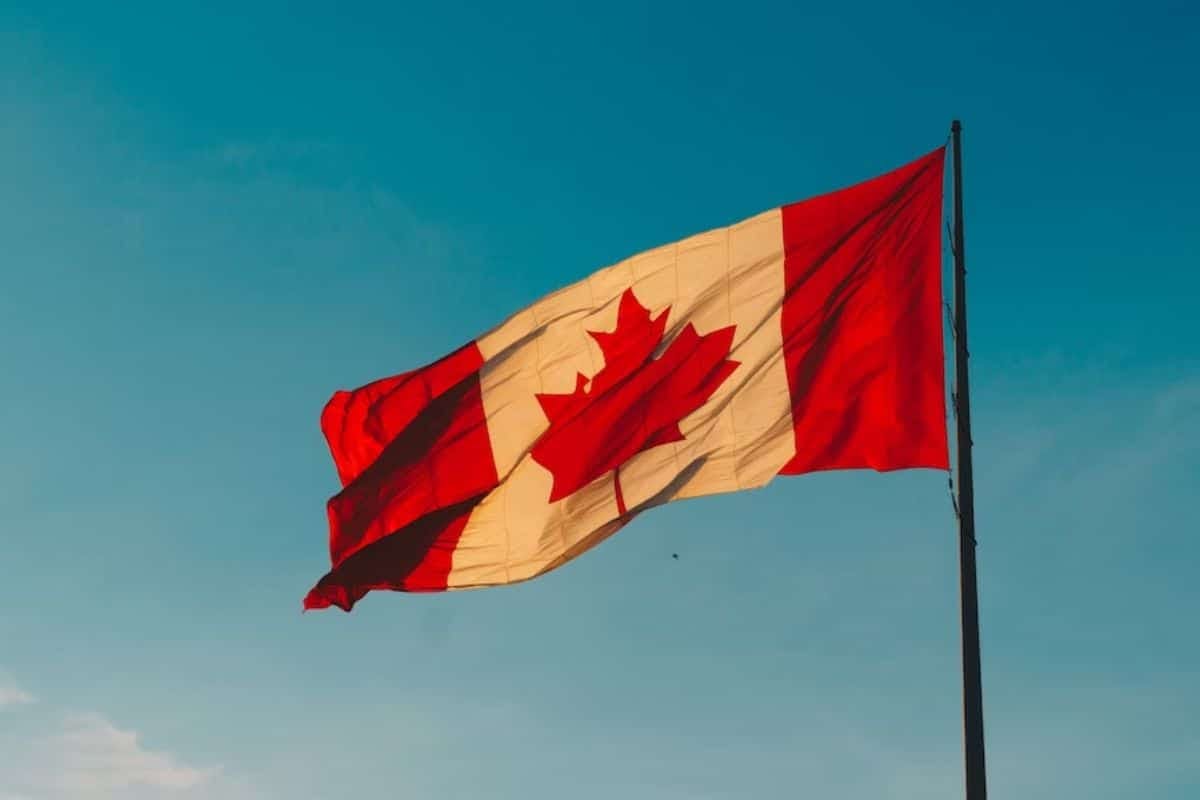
[[1, 1, 1197, 798]]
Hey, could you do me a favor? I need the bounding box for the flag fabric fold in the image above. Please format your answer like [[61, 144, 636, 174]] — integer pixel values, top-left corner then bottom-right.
[[306, 147, 947, 611]]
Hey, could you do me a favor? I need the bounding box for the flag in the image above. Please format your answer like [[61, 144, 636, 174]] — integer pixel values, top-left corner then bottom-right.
[[305, 147, 947, 611]]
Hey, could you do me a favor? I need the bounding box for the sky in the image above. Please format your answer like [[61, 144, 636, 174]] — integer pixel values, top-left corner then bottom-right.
[[1, 1, 1197, 798]]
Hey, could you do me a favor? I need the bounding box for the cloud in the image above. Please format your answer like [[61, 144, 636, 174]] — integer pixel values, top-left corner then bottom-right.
[[207, 142, 259, 168], [45, 713, 216, 794], [0, 678, 34, 710], [199, 139, 333, 170], [0, 675, 232, 800]]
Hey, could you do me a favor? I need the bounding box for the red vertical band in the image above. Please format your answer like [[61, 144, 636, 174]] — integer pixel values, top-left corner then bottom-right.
[[305, 343, 499, 610], [779, 148, 948, 475]]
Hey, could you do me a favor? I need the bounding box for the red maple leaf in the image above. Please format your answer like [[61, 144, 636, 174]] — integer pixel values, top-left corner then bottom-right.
[[531, 288, 739, 513]]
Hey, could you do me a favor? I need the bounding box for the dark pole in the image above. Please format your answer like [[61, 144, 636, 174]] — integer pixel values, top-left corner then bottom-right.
[[951, 120, 987, 800]]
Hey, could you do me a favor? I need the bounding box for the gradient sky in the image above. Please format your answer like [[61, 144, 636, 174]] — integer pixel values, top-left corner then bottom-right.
[[1, 2, 1197, 798]]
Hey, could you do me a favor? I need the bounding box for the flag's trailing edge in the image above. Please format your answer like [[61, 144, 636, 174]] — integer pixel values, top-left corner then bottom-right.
[[305, 147, 947, 611]]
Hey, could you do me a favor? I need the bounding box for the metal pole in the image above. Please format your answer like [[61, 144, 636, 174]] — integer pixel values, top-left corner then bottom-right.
[[951, 119, 988, 800]]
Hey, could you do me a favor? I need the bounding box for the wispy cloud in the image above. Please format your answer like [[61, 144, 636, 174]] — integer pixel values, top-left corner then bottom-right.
[[199, 138, 333, 170], [1, 711, 223, 800], [0, 673, 235, 800], [46, 712, 216, 794], [0, 679, 34, 710]]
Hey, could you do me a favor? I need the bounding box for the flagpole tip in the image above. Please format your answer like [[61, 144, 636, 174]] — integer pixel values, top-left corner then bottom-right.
[[951, 119, 962, 133]]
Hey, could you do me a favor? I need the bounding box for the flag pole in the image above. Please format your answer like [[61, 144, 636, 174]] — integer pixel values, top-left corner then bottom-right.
[[950, 119, 988, 800]]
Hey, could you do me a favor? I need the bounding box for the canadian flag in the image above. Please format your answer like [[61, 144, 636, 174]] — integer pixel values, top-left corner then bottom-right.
[[306, 148, 947, 611]]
